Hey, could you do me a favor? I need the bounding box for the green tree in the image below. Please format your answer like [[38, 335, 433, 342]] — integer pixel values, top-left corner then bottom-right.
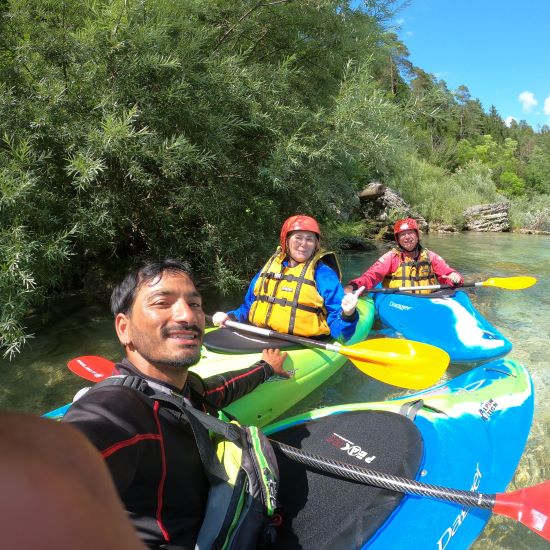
[[483, 105, 506, 142], [1, 0, 409, 357], [455, 135, 525, 196]]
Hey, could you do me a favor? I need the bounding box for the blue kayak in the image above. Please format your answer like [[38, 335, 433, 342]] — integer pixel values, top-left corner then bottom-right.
[[372, 289, 512, 363], [265, 357, 533, 549]]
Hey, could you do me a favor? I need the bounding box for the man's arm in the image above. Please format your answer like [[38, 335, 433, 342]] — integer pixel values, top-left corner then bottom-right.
[[345, 250, 396, 292], [1, 411, 145, 550], [428, 251, 464, 285], [194, 349, 289, 410], [62, 387, 147, 493]]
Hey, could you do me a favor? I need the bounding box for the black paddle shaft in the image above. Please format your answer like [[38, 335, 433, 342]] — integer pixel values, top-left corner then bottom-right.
[[368, 282, 482, 294], [271, 440, 497, 510]]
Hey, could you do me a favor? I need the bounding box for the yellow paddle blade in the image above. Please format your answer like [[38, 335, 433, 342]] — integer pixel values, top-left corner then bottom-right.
[[339, 339, 450, 390], [481, 276, 537, 290]]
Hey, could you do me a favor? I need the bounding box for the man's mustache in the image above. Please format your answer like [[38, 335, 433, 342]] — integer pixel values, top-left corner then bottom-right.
[[161, 324, 203, 339]]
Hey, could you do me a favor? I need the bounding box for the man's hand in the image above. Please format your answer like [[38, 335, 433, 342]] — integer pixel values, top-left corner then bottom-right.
[[262, 348, 290, 378], [446, 272, 463, 286], [212, 312, 229, 327]]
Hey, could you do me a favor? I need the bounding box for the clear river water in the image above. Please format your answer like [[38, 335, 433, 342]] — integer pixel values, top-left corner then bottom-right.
[[0, 232, 548, 549]]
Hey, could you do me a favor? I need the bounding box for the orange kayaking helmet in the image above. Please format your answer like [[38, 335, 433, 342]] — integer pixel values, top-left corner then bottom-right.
[[393, 217, 419, 240], [279, 215, 321, 250]]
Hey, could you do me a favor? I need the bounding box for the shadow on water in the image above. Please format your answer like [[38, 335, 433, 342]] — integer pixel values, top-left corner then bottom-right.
[[0, 232, 548, 549], [0, 295, 120, 412], [0, 285, 249, 413]]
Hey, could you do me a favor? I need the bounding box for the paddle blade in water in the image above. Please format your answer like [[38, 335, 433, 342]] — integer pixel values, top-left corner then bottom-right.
[[340, 338, 450, 390], [67, 356, 116, 381], [482, 276, 537, 290], [493, 481, 550, 541]]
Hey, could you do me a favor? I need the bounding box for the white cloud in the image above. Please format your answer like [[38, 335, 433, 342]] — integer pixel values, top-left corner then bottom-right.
[[518, 91, 538, 112], [544, 95, 550, 115], [505, 116, 519, 127]]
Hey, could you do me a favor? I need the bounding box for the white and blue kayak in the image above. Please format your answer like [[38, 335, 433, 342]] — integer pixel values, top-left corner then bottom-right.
[[266, 357, 534, 548], [46, 353, 537, 547], [372, 289, 512, 364]]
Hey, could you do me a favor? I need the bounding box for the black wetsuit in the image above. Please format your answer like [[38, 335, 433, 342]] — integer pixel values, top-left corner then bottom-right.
[[63, 358, 275, 549]]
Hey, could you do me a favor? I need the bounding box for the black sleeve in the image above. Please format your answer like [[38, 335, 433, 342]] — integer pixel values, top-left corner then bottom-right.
[[340, 309, 359, 322], [192, 360, 274, 410], [62, 387, 150, 493]]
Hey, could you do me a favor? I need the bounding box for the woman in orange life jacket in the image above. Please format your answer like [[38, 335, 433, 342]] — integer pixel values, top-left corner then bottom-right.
[[344, 218, 463, 295], [212, 215, 361, 339]]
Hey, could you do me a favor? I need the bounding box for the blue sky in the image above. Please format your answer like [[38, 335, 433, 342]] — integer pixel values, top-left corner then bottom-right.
[[391, 0, 550, 131]]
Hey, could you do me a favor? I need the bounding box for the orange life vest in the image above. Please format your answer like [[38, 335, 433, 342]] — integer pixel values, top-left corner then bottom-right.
[[248, 248, 341, 336], [383, 247, 438, 295]]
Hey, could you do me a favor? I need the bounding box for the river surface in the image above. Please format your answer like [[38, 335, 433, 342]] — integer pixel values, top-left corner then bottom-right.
[[0, 232, 548, 549]]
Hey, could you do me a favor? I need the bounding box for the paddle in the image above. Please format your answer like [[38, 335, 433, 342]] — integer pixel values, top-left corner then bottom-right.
[[66, 355, 549, 540], [368, 275, 537, 294], [271, 440, 550, 542], [216, 318, 449, 390], [68, 327, 449, 391], [67, 355, 116, 381]]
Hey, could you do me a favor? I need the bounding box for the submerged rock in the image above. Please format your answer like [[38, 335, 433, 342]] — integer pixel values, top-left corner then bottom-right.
[[429, 223, 460, 233]]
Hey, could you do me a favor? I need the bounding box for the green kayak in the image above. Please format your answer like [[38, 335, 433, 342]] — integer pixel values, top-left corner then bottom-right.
[[45, 298, 375, 425], [189, 298, 375, 426]]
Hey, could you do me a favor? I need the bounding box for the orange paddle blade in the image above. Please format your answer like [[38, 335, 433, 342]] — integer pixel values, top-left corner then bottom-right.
[[67, 356, 116, 381], [493, 480, 550, 541]]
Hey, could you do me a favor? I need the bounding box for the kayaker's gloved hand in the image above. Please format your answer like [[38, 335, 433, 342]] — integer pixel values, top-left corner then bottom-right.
[[341, 286, 365, 317], [212, 311, 229, 327], [262, 349, 291, 378], [446, 272, 463, 286]]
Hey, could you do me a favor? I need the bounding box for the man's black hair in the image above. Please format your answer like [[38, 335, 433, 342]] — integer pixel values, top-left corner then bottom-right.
[[110, 259, 194, 316]]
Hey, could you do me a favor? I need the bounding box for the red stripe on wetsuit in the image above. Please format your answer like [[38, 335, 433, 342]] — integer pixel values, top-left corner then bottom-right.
[[100, 400, 171, 543]]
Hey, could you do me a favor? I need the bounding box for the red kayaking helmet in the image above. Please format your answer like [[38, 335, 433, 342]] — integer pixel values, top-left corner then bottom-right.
[[279, 215, 321, 250], [393, 217, 419, 240]]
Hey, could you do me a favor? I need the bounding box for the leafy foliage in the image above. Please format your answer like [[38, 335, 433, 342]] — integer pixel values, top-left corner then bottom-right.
[[0, 0, 407, 356], [510, 195, 550, 232], [1, 0, 549, 357]]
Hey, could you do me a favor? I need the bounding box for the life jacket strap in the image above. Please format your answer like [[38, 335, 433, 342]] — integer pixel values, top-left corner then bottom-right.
[[93, 376, 238, 482], [255, 294, 322, 314], [259, 271, 316, 286]]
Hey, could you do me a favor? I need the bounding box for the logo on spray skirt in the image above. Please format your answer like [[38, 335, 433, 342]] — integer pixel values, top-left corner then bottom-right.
[[325, 432, 376, 464]]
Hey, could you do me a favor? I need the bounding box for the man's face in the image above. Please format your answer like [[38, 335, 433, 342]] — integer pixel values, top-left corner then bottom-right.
[[116, 272, 205, 372], [397, 229, 419, 252]]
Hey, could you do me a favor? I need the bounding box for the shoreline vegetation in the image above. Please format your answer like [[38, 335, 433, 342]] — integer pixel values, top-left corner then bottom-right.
[[1, 0, 549, 358]]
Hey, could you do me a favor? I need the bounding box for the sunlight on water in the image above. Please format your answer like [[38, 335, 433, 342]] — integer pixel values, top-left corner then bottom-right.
[[420, 233, 549, 550], [297, 233, 549, 549], [0, 233, 548, 549]]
